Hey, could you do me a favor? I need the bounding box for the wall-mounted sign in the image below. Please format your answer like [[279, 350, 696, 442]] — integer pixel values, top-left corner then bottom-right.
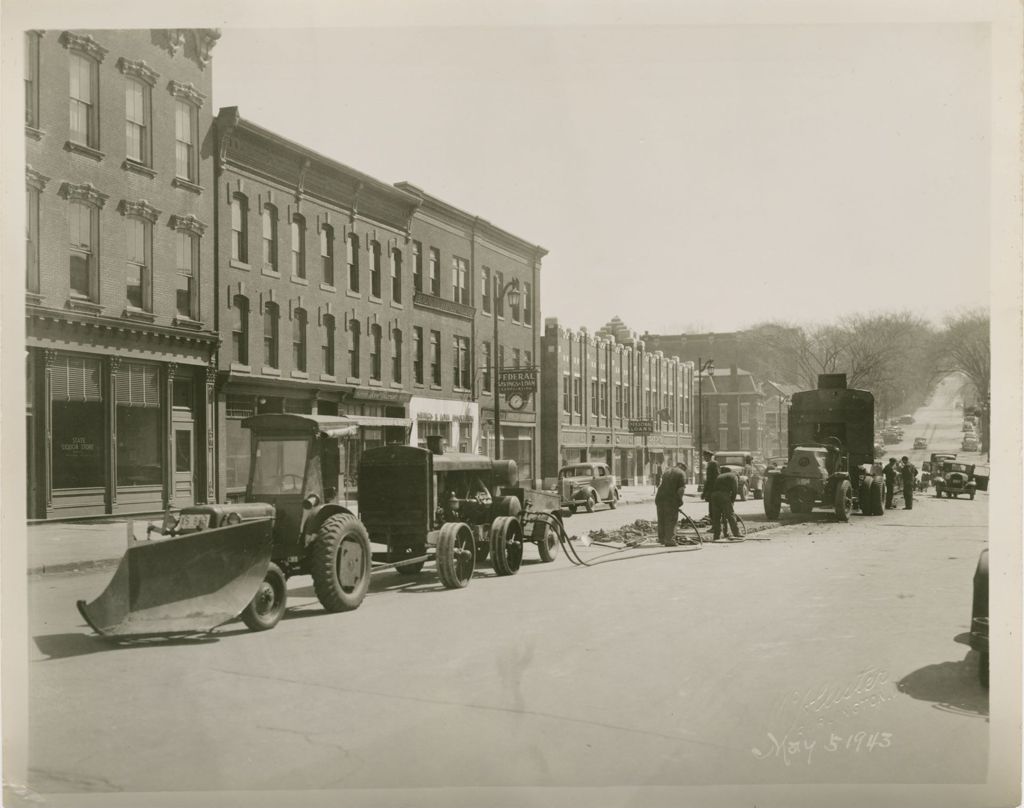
[[497, 367, 538, 394], [628, 419, 654, 435]]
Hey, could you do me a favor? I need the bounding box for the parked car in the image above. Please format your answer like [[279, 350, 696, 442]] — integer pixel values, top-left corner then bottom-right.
[[913, 437, 928, 450], [962, 435, 980, 452], [897, 414, 915, 425], [556, 462, 619, 514], [712, 452, 756, 500], [970, 549, 989, 687], [934, 461, 977, 499], [882, 429, 901, 445]]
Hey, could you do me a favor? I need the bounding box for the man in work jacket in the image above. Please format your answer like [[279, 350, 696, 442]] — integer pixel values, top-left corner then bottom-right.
[[655, 462, 688, 546], [709, 466, 741, 541]]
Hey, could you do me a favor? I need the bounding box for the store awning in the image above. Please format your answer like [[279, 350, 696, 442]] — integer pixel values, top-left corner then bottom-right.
[[345, 415, 412, 429]]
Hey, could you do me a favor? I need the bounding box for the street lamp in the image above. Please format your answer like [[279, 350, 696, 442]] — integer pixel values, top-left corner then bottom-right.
[[491, 276, 522, 460], [778, 393, 790, 458], [697, 357, 714, 488]]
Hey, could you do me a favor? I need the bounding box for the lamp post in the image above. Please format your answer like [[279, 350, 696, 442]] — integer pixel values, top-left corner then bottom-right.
[[696, 357, 714, 488], [491, 276, 521, 460], [777, 394, 789, 458]]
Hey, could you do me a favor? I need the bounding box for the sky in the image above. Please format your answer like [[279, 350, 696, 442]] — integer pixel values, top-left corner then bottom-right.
[[210, 21, 992, 335]]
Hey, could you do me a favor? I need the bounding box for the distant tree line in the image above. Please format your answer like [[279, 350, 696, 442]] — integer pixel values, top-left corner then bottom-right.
[[736, 310, 990, 438]]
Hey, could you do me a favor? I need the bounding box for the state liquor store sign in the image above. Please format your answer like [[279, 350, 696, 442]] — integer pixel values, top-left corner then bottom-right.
[[497, 367, 538, 394]]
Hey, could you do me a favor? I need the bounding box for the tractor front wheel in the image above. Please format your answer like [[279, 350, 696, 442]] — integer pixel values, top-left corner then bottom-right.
[[534, 516, 561, 563], [834, 480, 853, 521], [764, 484, 782, 520], [311, 514, 372, 612], [436, 523, 475, 589], [241, 562, 287, 631], [490, 516, 524, 576]]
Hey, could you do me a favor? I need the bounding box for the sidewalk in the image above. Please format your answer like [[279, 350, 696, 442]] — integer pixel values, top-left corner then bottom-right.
[[24, 485, 667, 575]]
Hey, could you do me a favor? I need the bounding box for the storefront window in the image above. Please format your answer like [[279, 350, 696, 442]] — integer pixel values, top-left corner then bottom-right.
[[500, 425, 533, 483], [225, 397, 254, 490], [50, 355, 104, 490], [417, 420, 451, 451], [115, 363, 161, 487]]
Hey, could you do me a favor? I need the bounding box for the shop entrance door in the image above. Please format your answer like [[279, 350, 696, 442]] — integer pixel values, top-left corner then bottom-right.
[[173, 424, 195, 507]]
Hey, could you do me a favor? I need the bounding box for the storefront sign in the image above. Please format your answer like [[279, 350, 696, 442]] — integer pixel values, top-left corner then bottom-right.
[[497, 367, 538, 394], [351, 387, 408, 403], [628, 419, 654, 435]]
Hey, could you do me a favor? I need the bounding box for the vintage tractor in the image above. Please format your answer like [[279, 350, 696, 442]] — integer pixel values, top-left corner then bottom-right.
[[763, 374, 886, 521], [357, 438, 562, 587], [78, 414, 373, 637]]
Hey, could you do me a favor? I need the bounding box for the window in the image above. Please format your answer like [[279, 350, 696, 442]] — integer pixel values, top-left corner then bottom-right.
[[452, 257, 469, 304], [482, 341, 492, 392], [262, 204, 278, 271], [510, 279, 522, 322], [412, 327, 424, 384], [615, 383, 622, 418], [390, 247, 402, 303], [125, 79, 150, 164], [231, 295, 249, 364], [263, 302, 279, 368], [573, 377, 582, 415], [718, 403, 728, 425], [740, 428, 750, 449], [453, 336, 470, 389], [69, 53, 98, 147], [392, 328, 403, 383], [175, 101, 198, 181], [740, 403, 750, 425], [293, 308, 307, 371], [523, 282, 533, 325], [412, 240, 423, 292], [69, 202, 96, 300], [26, 184, 40, 294], [175, 230, 197, 318], [115, 362, 162, 487], [428, 248, 440, 295], [291, 214, 306, 279], [562, 376, 570, 414], [512, 348, 521, 368], [25, 33, 40, 128], [230, 194, 248, 263], [370, 324, 382, 380], [429, 330, 441, 385], [369, 241, 382, 298], [322, 314, 335, 376], [601, 382, 608, 416], [495, 271, 505, 317], [347, 233, 360, 292], [50, 355, 104, 489], [481, 267, 492, 313], [718, 427, 729, 450], [591, 380, 599, 416], [348, 319, 361, 377], [320, 225, 334, 286], [525, 350, 532, 368]]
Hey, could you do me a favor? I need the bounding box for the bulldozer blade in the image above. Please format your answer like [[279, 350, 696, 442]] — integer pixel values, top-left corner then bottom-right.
[[76, 519, 274, 638]]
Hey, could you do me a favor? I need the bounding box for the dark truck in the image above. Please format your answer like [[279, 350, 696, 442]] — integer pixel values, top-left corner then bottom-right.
[[763, 374, 886, 520]]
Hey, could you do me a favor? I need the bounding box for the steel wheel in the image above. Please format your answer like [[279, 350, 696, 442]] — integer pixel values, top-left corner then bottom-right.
[[490, 516, 524, 576], [533, 516, 561, 563], [436, 522, 475, 589]]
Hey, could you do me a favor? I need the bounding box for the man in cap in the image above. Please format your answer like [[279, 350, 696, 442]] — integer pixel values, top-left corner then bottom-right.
[[709, 465, 741, 541], [701, 450, 719, 506], [883, 457, 898, 510], [900, 456, 918, 509], [655, 462, 688, 546]]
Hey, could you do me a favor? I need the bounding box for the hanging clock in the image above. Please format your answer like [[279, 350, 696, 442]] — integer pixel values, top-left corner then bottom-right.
[[507, 392, 526, 410]]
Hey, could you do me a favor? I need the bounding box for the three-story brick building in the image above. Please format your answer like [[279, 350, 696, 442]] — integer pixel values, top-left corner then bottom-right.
[[25, 28, 221, 518]]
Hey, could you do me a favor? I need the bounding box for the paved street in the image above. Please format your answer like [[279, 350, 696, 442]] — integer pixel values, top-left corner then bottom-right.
[[23, 377, 991, 797]]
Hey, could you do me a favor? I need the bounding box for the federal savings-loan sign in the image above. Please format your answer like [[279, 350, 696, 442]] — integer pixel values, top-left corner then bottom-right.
[[497, 367, 538, 394]]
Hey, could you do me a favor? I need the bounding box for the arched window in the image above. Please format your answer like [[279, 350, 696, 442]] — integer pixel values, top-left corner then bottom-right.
[[230, 193, 248, 263], [293, 308, 308, 371], [348, 319, 361, 378], [392, 328, 403, 383], [391, 247, 402, 303], [262, 203, 278, 271], [263, 301, 279, 368], [370, 323, 382, 380], [291, 214, 306, 279], [369, 240, 382, 298], [347, 233, 360, 292], [322, 314, 336, 376], [320, 224, 334, 286], [232, 295, 249, 364]]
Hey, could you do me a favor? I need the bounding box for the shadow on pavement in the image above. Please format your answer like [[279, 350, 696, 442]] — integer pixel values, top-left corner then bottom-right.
[[896, 650, 989, 718], [33, 631, 219, 659]]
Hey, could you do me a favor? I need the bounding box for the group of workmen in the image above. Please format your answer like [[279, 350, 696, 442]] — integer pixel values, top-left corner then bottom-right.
[[653, 451, 922, 545], [653, 450, 743, 546]]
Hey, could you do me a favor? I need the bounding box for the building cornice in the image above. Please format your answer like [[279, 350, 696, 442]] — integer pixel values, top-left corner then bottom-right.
[[27, 304, 220, 348], [117, 199, 162, 224], [59, 31, 108, 62], [169, 213, 208, 236], [117, 57, 159, 87], [59, 182, 108, 208], [168, 79, 207, 108]]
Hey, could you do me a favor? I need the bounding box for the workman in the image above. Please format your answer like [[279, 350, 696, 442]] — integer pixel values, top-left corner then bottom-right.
[[701, 450, 719, 505], [654, 462, 688, 546], [709, 466, 741, 541], [900, 456, 918, 510], [883, 457, 898, 509]]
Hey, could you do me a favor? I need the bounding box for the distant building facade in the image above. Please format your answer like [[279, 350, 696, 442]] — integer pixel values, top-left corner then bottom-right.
[[213, 109, 545, 501], [26, 29, 221, 518], [540, 317, 695, 486], [697, 367, 766, 455], [761, 380, 799, 459]]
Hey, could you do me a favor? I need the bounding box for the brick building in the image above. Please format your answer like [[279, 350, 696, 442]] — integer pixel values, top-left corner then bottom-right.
[[540, 316, 695, 486], [213, 109, 546, 502], [25, 29, 221, 518], [697, 367, 766, 456]]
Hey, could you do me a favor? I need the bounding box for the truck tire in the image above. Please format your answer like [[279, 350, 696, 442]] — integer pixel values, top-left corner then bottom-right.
[[858, 479, 872, 513], [241, 562, 287, 631], [310, 514, 372, 612], [490, 516, 524, 576], [534, 516, 561, 563], [764, 487, 782, 520], [608, 489, 618, 509], [436, 522, 474, 589], [870, 479, 884, 516], [834, 480, 853, 522]]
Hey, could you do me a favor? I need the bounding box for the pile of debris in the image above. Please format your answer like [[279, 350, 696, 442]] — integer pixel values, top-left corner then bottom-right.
[[587, 519, 659, 544]]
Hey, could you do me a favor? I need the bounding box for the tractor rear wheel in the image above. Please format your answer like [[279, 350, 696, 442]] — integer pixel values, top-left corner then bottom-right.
[[764, 484, 782, 519], [834, 480, 853, 522], [490, 516, 524, 576], [241, 562, 287, 631], [311, 514, 372, 612], [533, 515, 561, 563], [436, 522, 475, 589]]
